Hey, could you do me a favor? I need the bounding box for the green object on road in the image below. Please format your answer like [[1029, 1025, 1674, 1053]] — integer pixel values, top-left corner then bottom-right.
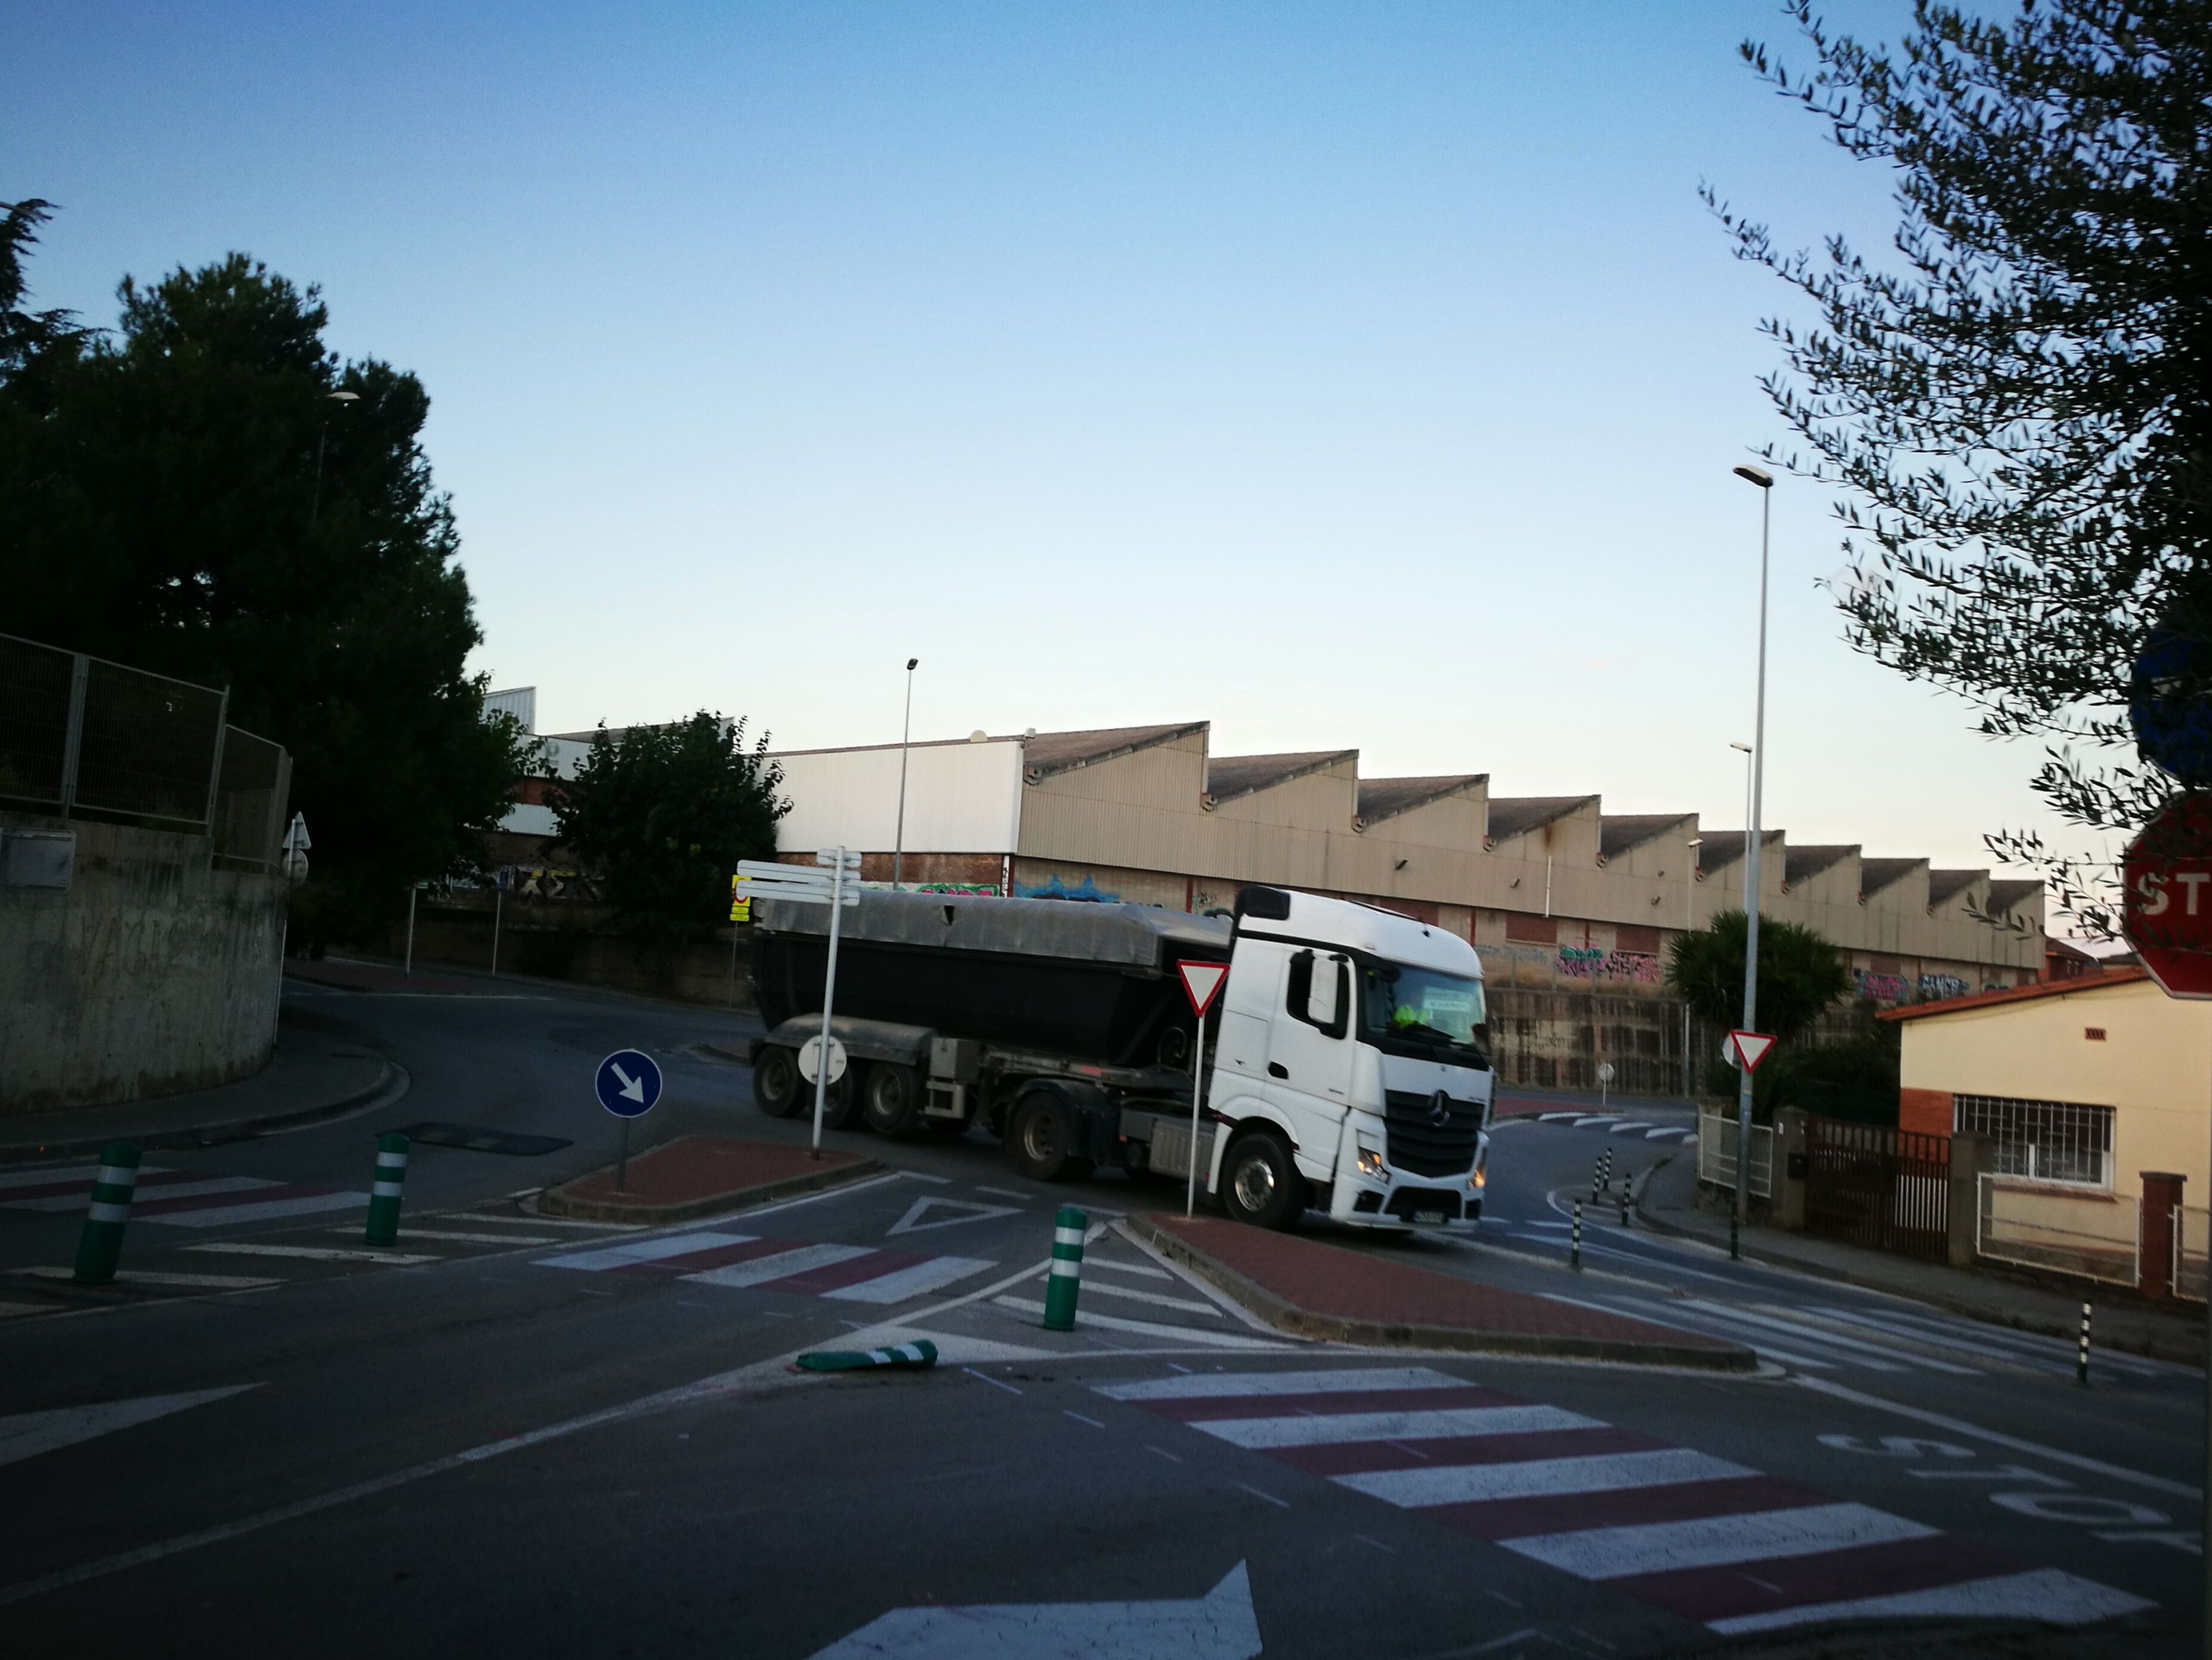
[[796, 1340, 939, 1372], [364, 1132, 409, 1246], [72, 1140, 141, 1285], [1043, 1204, 1086, 1331]]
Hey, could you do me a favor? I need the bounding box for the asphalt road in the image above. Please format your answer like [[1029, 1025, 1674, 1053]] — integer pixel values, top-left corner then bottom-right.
[[0, 975, 2200, 1657]]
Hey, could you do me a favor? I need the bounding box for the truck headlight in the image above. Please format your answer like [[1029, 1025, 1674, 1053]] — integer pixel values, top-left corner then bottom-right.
[[1356, 1147, 1386, 1178]]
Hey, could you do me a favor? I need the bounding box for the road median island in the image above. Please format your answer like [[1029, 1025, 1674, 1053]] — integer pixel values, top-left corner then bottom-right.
[[1132, 1213, 1756, 1371], [538, 1134, 883, 1224]]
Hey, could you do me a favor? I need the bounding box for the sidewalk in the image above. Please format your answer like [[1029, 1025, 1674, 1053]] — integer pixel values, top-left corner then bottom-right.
[[1637, 1149, 2208, 1366], [1132, 1213, 1754, 1371], [538, 1134, 883, 1224], [0, 1010, 400, 1162]]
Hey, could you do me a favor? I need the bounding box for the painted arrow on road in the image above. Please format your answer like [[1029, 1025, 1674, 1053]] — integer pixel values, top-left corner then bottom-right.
[[807, 1561, 1261, 1659]]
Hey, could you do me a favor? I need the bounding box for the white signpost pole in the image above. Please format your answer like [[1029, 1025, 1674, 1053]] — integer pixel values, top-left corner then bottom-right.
[[1186, 1011, 1209, 1220], [811, 848, 851, 1156]]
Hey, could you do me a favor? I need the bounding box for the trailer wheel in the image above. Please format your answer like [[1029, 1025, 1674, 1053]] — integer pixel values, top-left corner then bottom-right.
[[752, 1047, 803, 1118], [1222, 1128, 1306, 1231], [863, 1063, 922, 1137], [815, 1063, 864, 1133], [1008, 1090, 1093, 1184]]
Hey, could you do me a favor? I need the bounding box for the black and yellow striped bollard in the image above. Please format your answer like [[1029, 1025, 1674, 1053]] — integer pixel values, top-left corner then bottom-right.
[[1043, 1205, 1086, 1331], [73, 1141, 142, 1284], [364, 1133, 410, 1247]]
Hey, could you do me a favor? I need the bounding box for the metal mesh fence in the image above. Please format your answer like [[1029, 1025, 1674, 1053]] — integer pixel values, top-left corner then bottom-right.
[[0, 632, 75, 807], [0, 631, 286, 859]]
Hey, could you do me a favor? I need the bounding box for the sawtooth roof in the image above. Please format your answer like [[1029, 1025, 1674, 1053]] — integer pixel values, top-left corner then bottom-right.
[[1860, 857, 1926, 897], [1485, 795, 1598, 845], [1599, 813, 1697, 864], [1786, 844, 1859, 886], [1356, 775, 1487, 828], [1927, 868, 1985, 907], [1020, 721, 1208, 781], [1204, 750, 1358, 807]]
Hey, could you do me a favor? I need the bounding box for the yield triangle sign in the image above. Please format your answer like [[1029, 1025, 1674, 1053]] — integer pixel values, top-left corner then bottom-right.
[[1728, 1030, 1778, 1073], [1177, 959, 1228, 1017], [886, 1196, 1022, 1237]]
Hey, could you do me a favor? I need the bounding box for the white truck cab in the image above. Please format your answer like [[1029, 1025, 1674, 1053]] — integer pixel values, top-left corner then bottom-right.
[[1203, 885, 1492, 1230]]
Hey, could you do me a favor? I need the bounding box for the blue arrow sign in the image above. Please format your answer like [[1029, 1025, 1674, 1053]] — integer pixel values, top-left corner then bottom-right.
[[2134, 621, 2212, 788], [594, 1050, 662, 1119]]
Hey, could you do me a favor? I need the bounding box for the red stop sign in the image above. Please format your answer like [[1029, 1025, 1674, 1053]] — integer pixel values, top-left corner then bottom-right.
[[2123, 792, 2212, 999]]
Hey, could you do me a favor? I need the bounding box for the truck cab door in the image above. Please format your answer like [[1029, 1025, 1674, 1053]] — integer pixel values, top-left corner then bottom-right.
[[1263, 950, 1354, 1147]]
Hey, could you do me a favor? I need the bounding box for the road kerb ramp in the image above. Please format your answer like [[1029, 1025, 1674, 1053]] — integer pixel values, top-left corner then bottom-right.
[[1131, 1214, 1754, 1372]]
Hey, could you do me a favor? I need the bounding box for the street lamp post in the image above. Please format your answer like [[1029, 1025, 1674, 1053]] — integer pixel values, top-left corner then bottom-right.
[[310, 390, 360, 526], [891, 658, 918, 891], [1731, 464, 1775, 1251], [1682, 836, 1701, 1099]]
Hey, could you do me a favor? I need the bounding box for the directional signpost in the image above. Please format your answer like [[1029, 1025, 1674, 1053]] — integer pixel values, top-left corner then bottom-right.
[[1176, 959, 1228, 1218], [736, 850, 861, 1155], [594, 1048, 663, 1192]]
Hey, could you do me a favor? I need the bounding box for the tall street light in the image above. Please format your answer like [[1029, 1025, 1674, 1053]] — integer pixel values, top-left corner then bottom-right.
[[1681, 835, 1701, 1099], [891, 658, 919, 891], [1731, 462, 1775, 1253], [310, 389, 360, 525]]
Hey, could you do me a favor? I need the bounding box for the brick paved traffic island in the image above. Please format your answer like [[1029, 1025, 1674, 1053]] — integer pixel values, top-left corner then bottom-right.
[[540, 1136, 882, 1224], [1134, 1214, 1754, 1371]]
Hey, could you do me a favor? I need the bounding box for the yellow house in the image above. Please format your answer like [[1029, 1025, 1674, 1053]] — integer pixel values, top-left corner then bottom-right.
[[1883, 968, 2212, 1205]]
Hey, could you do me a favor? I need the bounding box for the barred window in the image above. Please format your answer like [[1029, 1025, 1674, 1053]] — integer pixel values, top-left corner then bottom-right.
[[1954, 1094, 2114, 1188]]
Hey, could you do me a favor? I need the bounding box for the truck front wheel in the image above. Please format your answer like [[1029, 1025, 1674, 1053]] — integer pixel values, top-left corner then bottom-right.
[[752, 1047, 803, 1118], [1223, 1129, 1307, 1231], [1008, 1090, 1093, 1184]]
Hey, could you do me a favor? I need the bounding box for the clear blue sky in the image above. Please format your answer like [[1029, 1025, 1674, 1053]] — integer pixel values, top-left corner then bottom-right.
[[7, 1, 2059, 877]]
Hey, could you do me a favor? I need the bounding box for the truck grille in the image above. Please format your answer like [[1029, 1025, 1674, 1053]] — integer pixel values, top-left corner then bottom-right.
[[1383, 1090, 1482, 1178]]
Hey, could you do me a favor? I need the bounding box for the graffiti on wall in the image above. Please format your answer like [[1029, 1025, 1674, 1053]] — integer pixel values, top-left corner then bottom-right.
[[1015, 873, 1121, 903], [1855, 970, 1907, 1003], [1919, 974, 1969, 1001], [1557, 947, 1663, 985]]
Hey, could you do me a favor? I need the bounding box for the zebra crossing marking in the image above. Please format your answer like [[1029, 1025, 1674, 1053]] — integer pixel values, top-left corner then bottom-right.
[[534, 1229, 994, 1306], [0, 1164, 367, 1229], [1096, 1365, 2151, 1634]]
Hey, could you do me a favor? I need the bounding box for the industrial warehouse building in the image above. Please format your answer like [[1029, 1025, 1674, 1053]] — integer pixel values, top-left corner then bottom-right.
[[749, 721, 2044, 1095]]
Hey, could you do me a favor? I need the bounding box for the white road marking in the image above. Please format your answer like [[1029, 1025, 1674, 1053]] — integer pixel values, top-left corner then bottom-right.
[[990, 1297, 1290, 1349], [1708, 1567, 2154, 1635], [820, 1255, 994, 1304], [1794, 1374, 2202, 1499], [332, 1228, 560, 1245], [886, 1196, 1021, 1236], [1080, 1257, 1176, 1281], [1195, 1404, 1598, 1450], [14, 1267, 280, 1289], [0, 1386, 259, 1469], [148, 1193, 368, 1227], [1096, 1366, 1465, 1402], [5, 1177, 272, 1212], [805, 1562, 1261, 1660], [1503, 1502, 1934, 1580], [538, 1230, 756, 1270], [1337, 1448, 1753, 1508], [1079, 1279, 1224, 1316], [458, 1213, 630, 1230], [687, 1243, 873, 1289], [1678, 1300, 1979, 1375], [183, 1244, 441, 1265], [0, 1162, 121, 1190]]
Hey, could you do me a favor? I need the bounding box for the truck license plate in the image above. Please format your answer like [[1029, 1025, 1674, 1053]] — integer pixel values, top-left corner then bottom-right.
[[1415, 1210, 1445, 1226]]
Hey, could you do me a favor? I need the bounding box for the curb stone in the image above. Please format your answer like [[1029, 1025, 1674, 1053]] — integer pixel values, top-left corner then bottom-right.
[[0, 1059, 409, 1165], [1129, 1215, 1756, 1372], [537, 1151, 886, 1224]]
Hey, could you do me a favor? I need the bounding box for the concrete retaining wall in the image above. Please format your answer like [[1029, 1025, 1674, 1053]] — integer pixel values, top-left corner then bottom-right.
[[384, 903, 753, 1009], [1, 813, 285, 1113]]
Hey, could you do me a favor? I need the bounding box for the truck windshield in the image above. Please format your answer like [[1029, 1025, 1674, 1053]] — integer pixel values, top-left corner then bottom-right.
[[1357, 962, 1487, 1056]]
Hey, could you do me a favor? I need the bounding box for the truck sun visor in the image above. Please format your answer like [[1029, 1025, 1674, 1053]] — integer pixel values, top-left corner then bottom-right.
[[1235, 885, 1293, 921]]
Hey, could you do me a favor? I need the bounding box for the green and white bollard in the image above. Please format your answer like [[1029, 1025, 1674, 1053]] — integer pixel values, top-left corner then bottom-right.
[[73, 1141, 141, 1285], [1042, 1204, 1086, 1331], [364, 1133, 409, 1247]]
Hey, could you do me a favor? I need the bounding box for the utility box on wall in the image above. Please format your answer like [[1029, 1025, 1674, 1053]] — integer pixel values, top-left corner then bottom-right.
[[1, 829, 75, 890]]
